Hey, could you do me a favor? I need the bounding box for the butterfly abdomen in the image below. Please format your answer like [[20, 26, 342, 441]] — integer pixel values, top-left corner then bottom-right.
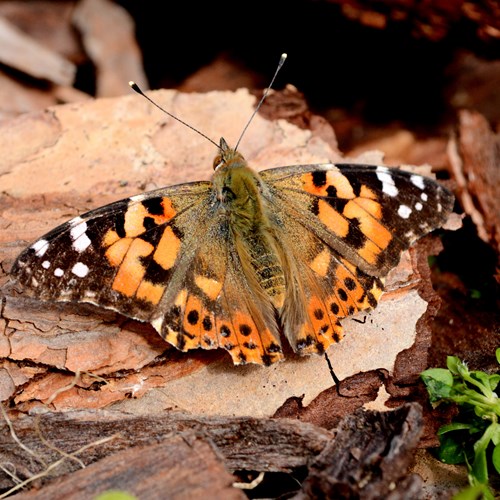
[[213, 159, 287, 310], [243, 233, 286, 309]]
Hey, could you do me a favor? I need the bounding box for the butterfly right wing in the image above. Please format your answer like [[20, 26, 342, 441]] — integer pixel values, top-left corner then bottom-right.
[[260, 162, 453, 356]]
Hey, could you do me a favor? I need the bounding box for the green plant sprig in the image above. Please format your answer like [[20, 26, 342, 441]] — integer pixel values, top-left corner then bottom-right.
[[421, 348, 500, 500]]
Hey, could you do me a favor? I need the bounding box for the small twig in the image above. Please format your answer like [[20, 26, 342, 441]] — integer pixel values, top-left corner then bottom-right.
[[35, 416, 86, 469], [45, 370, 81, 405], [233, 471, 265, 490], [0, 404, 47, 467], [0, 462, 22, 485], [0, 434, 119, 498]]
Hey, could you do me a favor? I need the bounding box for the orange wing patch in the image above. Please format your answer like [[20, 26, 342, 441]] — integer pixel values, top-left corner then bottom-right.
[[215, 311, 283, 365], [124, 197, 177, 237], [153, 226, 181, 270], [316, 200, 349, 238], [301, 170, 355, 199], [111, 238, 153, 297], [100, 197, 181, 304]]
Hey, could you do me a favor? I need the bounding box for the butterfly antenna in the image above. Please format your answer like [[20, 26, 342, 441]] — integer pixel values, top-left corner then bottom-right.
[[129, 81, 219, 149], [234, 53, 287, 151]]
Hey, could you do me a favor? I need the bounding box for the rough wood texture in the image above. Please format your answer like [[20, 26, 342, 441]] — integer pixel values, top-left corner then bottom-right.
[[448, 110, 500, 279], [9, 434, 246, 500], [0, 410, 333, 492], [0, 404, 426, 498], [299, 403, 424, 499], [73, 0, 148, 97], [0, 16, 75, 85]]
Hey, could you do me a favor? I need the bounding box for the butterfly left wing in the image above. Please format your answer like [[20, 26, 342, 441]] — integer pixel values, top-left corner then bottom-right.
[[261, 162, 454, 355], [11, 181, 212, 322], [11, 180, 285, 365]]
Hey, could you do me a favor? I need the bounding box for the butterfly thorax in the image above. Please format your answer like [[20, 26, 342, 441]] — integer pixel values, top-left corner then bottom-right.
[[212, 140, 286, 309]]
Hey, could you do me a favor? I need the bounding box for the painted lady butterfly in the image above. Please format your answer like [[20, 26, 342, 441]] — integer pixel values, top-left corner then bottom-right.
[[11, 57, 454, 366]]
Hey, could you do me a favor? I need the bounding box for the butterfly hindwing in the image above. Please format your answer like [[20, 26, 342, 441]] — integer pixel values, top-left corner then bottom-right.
[[150, 219, 284, 365]]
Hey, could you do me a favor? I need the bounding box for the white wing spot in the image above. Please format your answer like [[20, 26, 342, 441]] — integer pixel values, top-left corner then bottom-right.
[[398, 205, 412, 219], [410, 175, 425, 189], [73, 233, 91, 252], [70, 221, 91, 252], [70, 216, 84, 225], [129, 194, 146, 202], [421, 193, 428, 201], [54, 268, 64, 277], [72, 262, 89, 278], [376, 168, 399, 197], [42, 260, 51, 269], [415, 202, 423, 211], [31, 239, 49, 257]]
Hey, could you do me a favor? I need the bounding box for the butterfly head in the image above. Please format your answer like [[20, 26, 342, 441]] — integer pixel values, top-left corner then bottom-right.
[[213, 137, 247, 172]]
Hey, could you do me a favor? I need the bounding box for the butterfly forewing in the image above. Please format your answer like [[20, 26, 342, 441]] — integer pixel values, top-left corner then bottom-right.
[[11, 181, 212, 321]]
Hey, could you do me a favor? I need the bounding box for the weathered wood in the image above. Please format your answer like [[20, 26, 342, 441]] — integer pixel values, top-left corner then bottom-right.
[[0, 17, 75, 85], [73, 0, 148, 97], [449, 110, 500, 265], [9, 433, 245, 500], [0, 409, 333, 491], [299, 403, 424, 499]]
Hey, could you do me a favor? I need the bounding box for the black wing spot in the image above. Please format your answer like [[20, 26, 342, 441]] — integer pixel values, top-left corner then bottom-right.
[[344, 277, 357, 290], [187, 309, 199, 325], [367, 292, 378, 308], [220, 325, 231, 337], [202, 316, 213, 331], [239, 324, 252, 336], [267, 343, 282, 353], [314, 308, 324, 320], [311, 170, 327, 187], [142, 197, 165, 216]]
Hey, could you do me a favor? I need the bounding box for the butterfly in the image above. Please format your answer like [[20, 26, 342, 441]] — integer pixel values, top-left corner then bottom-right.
[[10, 53, 453, 366], [11, 130, 454, 366]]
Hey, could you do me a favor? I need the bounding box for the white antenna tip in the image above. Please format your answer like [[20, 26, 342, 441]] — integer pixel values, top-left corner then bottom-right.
[[128, 81, 135, 87], [281, 53, 287, 60]]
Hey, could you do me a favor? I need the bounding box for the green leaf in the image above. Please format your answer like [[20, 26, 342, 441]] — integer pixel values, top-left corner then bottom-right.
[[470, 424, 496, 485], [447, 356, 462, 375], [94, 491, 137, 500], [491, 424, 500, 446], [437, 433, 466, 465], [492, 443, 500, 474], [469, 371, 494, 398], [487, 374, 500, 391], [453, 484, 494, 500], [421, 368, 454, 401], [438, 422, 474, 435], [423, 354, 500, 497]]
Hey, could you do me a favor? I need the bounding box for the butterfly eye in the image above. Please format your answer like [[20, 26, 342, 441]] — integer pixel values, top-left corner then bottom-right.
[[213, 154, 223, 170]]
